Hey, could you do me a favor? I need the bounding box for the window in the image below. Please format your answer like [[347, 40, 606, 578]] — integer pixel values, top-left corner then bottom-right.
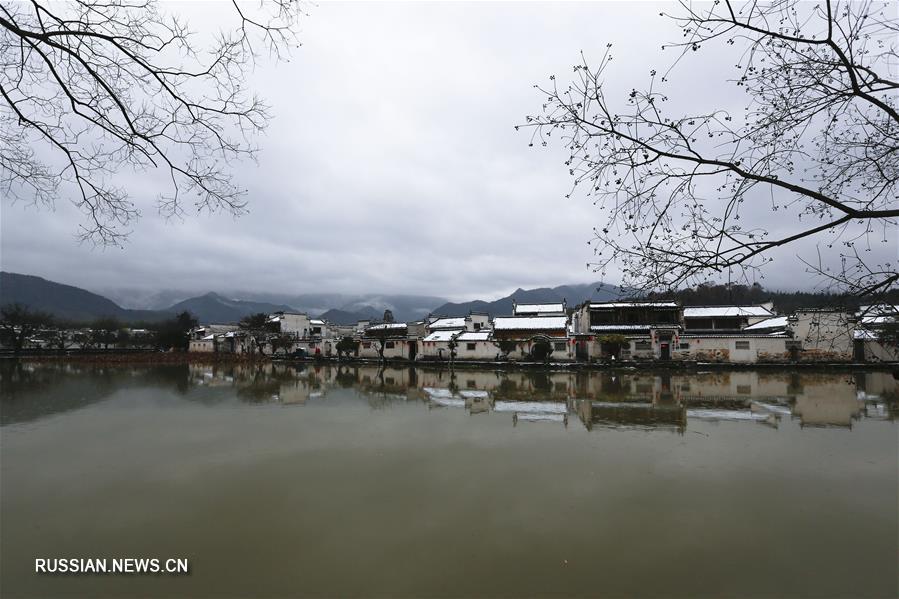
[[312, 327, 321, 335], [385, 341, 395, 349], [735, 340, 751, 350], [362, 342, 371, 349], [679, 343, 690, 350], [554, 342, 566, 351], [634, 340, 651, 350], [467, 343, 476, 351], [474, 322, 482, 330], [736, 385, 752, 395]]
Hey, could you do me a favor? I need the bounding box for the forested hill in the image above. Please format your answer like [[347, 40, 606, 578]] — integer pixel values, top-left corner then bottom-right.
[[646, 283, 899, 314], [0, 272, 167, 323]]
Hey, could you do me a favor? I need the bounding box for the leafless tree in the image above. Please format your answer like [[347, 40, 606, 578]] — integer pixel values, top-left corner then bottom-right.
[[524, 0, 897, 299], [1, 0, 305, 245]]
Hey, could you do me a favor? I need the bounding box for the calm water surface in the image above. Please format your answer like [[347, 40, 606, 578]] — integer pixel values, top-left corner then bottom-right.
[[1, 362, 897, 598]]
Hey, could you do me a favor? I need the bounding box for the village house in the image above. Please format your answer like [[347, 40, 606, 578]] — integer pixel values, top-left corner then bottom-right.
[[682, 305, 775, 332], [420, 329, 460, 361], [787, 309, 855, 362], [188, 324, 240, 353], [572, 301, 682, 361], [426, 313, 490, 333], [359, 322, 413, 360], [512, 301, 568, 317], [742, 315, 789, 335], [852, 305, 898, 362], [492, 315, 572, 361], [268, 312, 312, 338], [671, 333, 790, 363], [455, 331, 495, 360]]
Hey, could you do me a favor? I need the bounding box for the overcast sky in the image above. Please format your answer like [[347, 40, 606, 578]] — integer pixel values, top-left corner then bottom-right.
[[2, 1, 895, 304]]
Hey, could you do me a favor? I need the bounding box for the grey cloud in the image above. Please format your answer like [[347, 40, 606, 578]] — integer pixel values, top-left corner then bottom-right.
[[2, 2, 893, 304]]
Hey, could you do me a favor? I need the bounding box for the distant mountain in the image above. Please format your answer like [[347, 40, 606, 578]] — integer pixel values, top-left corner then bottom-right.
[[164, 293, 296, 324], [1, 272, 622, 326], [97, 287, 196, 311], [0, 272, 167, 322], [230, 292, 446, 323], [431, 282, 621, 317]]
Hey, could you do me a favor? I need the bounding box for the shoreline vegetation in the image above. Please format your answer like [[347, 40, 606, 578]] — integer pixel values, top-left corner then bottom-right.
[[5, 350, 898, 373]]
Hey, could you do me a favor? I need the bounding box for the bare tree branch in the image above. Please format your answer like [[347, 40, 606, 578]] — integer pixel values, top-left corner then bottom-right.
[[0, 0, 307, 245], [523, 0, 897, 299]]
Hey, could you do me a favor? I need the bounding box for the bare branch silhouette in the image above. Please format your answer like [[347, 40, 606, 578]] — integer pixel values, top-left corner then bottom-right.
[[523, 0, 897, 298], [0, 0, 306, 245]]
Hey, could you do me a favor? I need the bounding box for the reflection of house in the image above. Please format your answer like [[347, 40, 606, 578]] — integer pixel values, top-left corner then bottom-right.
[[492, 316, 572, 361], [792, 393, 863, 428], [574, 399, 686, 433], [682, 305, 774, 332], [495, 399, 569, 426]]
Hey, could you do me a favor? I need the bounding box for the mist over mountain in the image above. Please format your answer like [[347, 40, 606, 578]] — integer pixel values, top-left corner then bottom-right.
[[431, 282, 620, 317], [0, 272, 168, 322], [2, 272, 624, 325], [165, 293, 297, 324]]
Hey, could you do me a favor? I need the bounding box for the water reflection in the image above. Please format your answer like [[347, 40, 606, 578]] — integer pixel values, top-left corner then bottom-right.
[[3, 361, 896, 431]]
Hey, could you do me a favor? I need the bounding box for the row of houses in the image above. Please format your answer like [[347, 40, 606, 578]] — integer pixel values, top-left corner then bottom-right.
[[188, 300, 899, 364]]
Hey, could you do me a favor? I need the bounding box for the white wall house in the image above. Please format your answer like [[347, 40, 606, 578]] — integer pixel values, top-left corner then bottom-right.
[[512, 301, 567, 317], [359, 323, 413, 360], [682, 305, 775, 332], [420, 330, 460, 360], [788, 310, 855, 361], [455, 331, 496, 360], [492, 315, 572, 361], [672, 335, 789, 363]]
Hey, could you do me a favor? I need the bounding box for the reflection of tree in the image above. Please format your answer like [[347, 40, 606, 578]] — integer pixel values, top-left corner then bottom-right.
[[335, 366, 359, 388], [0, 361, 194, 424]]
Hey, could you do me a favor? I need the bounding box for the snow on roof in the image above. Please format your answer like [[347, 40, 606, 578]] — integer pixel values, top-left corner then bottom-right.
[[366, 323, 407, 331], [590, 324, 655, 331], [513, 303, 565, 315], [858, 304, 898, 315], [590, 301, 679, 309], [494, 401, 568, 414], [310, 319, 324, 325], [853, 329, 879, 340], [428, 317, 466, 329], [860, 315, 897, 325], [457, 331, 491, 341], [201, 334, 216, 340], [683, 306, 774, 318], [493, 316, 568, 331], [743, 316, 789, 331], [423, 330, 458, 342]]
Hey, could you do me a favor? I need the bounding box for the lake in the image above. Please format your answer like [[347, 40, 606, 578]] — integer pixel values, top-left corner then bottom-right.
[[1, 361, 897, 598]]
